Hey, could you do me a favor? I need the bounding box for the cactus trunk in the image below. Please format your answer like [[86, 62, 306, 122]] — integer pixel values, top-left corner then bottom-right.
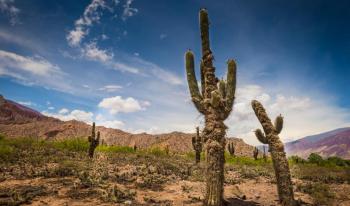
[[185, 9, 237, 205], [251, 100, 296, 206], [88, 122, 100, 158]]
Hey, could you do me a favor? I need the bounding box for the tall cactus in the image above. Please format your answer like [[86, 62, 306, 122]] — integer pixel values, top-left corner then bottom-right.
[[192, 127, 202, 163], [227, 142, 235, 157], [253, 147, 259, 160], [88, 122, 100, 158], [251, 100, 297, 206], [185, 9, 237, 206]]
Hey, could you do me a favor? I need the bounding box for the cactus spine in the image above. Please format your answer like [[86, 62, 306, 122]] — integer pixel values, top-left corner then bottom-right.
[[227, 142, 235, 157], [88, 122, 100, 158], [251, 100, 297, 206], [253, 147, 259, 160], [185, 9, 237, 206], [192, 127, 202, 163]]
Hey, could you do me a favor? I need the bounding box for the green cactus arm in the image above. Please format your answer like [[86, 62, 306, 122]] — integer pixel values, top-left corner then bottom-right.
[[192, 136, 196, 149], [255, 129, 269, 144], [219, 79, 226, 99], [225, 59, 237, 111], [91, 122, 96, 138], [274, 115, 283, 134], [200, 61, 206, 96], [210, 90, 221, 108], [199, 9, 211, 59], [251, 100, 275, 135], [97, 131, 100, 144], [185, 51, 205, 113]]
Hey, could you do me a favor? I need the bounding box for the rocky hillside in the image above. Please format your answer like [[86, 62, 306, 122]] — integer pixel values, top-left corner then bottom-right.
[[285, 128, 350, 159], [0, 96, 256, 156]]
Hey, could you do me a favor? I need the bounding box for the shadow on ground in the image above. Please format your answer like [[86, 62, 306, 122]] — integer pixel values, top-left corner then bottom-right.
[[225, 198, 260, 206]]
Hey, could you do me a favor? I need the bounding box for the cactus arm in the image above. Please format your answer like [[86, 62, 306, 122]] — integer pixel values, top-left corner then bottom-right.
[[225, 59, 237, 113], [199, 9, 212, 62], [97, 131, 100, 145], [274, 115, 284, 134], [219, 79, 226, 99], [185, 51, 205, 114], [255, 129, 269, 144], [192, 136, 196, 150], [200, 61, 206, 96], [251, 100, 275, 135]]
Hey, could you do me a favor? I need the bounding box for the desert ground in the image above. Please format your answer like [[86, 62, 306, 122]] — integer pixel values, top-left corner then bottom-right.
[[0, 137, 349, 206]]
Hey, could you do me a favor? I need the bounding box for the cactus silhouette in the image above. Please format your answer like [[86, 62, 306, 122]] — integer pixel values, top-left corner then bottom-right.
[[263, 145, 267, 162], [251, 100, 297, 206], [253, 147, 259, 160], [185, 9, 237, 206], [227, 142, 235, 157], [88, 122, 100, 158], [192, 127, 202, 163]]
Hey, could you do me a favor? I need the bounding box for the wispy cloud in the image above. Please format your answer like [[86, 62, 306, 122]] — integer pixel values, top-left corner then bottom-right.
[[18, 101, 35, 107], [122, 0, 138, 21], [66, 0, 114, 46], [0, 50, 62, 76], [81, 42, 114, 62], [0, 0, 20, 25], [98, 84, 123, 92], [0, 49, 74, 92]]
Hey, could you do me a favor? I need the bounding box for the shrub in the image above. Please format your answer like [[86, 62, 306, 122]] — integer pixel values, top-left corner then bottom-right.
[[96, 145, 134, 153], [52, 138, 89, 152], [296, 182, 334, 205], [307, 153, 323, 165]]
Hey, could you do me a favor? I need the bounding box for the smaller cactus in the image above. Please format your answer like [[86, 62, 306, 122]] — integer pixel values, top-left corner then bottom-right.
[[252, 100, 297, 206], [133, 144, 137, 151], [263, 145, 267, 162], [227, 142, 235, 157], [253, 147, 259, 160], [88, 122, 100, 158], [192, 127, 202, 163]]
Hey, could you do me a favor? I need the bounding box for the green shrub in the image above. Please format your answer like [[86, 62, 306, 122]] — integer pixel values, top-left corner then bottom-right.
[[307, 153, 323, 165], [148, 147, 168, 156], [296, 182, 334, 205], [52, 138, 89, 152], [96, 145, 134, 153]]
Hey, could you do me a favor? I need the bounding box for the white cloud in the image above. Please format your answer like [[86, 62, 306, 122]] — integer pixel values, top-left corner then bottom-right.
[[48, 106, 55, 110], [43, 109, 94, 123], [97, 120, 124, 129], [18, 101, 34, 106], [81, 42, 113, 62], [98, 84, 122, 92], [0, 0, 20, 25], [122, 0, 138, 21], [67, 26, 87, 47], [0, 50, 62, 76], [59, 108, 69, 114], [98, 96, 149, 114], [226, 84, 350, 145]]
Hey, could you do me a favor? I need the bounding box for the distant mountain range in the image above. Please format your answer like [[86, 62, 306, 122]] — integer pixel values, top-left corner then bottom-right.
[[1, 95, 349, 159], [0, 95, 256, 156], [285, 128, 350, 159]]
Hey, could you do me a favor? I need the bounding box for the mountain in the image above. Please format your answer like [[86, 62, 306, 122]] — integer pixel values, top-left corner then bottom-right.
[[285, 128, 350, 159], [0, 95, 256, 156]]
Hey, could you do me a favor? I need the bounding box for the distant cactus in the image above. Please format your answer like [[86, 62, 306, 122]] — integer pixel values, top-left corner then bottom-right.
[[192, 127, 202, 163], [253, 147, 259, 160], [133, 144, 137, 151], [185, 9, 237, 206], [252, 100, 297, 206], [263, 145, 267, 162], [227, 142, 235, 157], [88, 122, 100, 158]]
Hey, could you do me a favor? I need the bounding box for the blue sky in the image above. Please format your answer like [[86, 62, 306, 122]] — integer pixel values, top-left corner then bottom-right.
[[1, 0, 349, 145]]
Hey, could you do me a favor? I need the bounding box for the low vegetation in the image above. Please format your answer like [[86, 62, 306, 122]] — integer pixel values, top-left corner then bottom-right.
[[1, 135, 349, 205]]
